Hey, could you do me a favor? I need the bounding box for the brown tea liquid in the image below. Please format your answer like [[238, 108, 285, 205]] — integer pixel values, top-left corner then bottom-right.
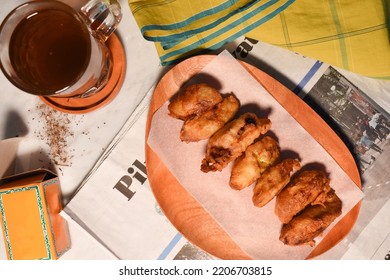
[[9, 9, 91, 95]]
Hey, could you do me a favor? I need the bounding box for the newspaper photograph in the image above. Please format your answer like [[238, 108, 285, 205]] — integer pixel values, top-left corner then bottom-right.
[[303, 66, 389, 173]]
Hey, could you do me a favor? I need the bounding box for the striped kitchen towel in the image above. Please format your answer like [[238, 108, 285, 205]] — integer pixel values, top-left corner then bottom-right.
[[128, 0, 296, 65], [246, 0, 390, 80]]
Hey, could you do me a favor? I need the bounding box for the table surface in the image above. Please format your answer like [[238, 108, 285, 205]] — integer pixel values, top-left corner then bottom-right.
[[0, 0, 389, 260], [0, 0, 165, 260], [0, 0, 163, 200]]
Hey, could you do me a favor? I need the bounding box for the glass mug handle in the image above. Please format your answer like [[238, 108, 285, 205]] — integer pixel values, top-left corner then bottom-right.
[[80, 0, 122, 42]]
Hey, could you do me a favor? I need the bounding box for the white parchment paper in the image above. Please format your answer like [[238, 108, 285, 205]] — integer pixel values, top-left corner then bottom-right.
[[147, 52, 364, 259]]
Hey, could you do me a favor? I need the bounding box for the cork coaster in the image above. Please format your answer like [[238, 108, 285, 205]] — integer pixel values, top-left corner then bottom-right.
[[40, 33, 126, 114]]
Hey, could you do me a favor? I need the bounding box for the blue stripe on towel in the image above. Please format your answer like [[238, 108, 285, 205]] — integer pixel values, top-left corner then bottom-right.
[[160, 0, 295, 64]]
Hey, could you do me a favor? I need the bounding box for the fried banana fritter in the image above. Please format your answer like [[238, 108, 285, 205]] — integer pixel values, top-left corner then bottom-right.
[[252, 159, 301, 207], [279, 189, 342, 246], [168, 83, 223, 120], [229, 136, 280, 190], [200, 113, 271, 173], [180, 95, 240, 142], [275, 170, 331, 224]]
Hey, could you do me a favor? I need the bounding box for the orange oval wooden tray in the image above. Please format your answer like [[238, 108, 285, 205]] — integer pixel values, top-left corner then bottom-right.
[[145, 55, 362, 259]]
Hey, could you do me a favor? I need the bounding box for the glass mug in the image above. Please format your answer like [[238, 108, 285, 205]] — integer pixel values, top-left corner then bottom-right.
[[0, 0, 122, 97]]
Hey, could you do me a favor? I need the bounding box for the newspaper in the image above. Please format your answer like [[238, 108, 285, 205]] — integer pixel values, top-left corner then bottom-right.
[[62, 37, 390, 260]]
